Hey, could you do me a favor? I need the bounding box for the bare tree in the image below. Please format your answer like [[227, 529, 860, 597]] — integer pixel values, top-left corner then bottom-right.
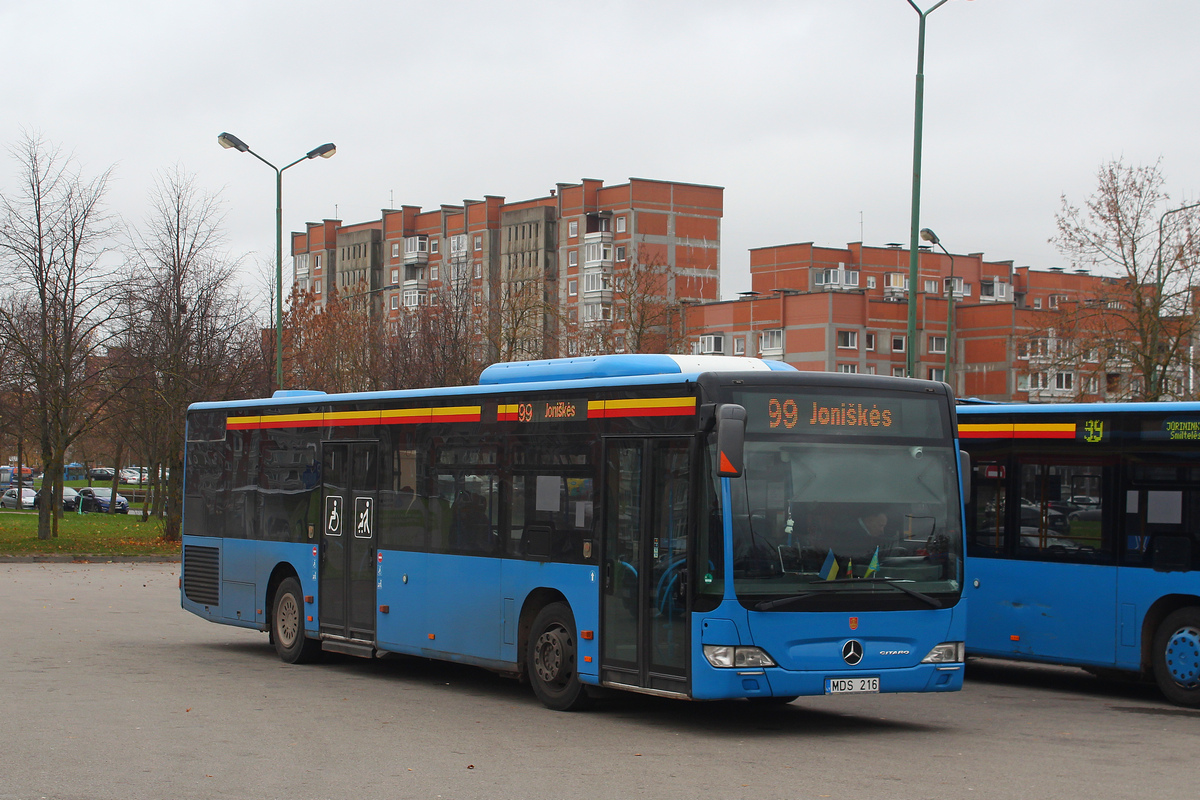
[[564, 254, 691, 356], [0, 132, 121, 539], [123, 167, 260, 539], [1052, 159, 1200, 400]]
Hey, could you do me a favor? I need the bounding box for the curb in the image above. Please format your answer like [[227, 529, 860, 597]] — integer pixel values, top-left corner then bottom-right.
[[0, 555, 181, 564]]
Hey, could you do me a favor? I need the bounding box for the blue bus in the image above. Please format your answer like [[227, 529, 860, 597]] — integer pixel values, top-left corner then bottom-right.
[[959, 401, 1200, 706], [181, 354, 967, 710]]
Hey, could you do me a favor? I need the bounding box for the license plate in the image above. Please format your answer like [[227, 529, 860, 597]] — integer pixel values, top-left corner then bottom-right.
[[825, 677, 879, 694]]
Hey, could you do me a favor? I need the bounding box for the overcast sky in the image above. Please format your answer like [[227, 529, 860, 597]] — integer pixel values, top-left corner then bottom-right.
[[5, 1, 1198, 300]]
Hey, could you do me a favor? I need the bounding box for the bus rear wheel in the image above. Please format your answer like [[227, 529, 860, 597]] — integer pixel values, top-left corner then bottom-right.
[[1152, 607, 1200, 707], [527, 602, 591, 711], [272, 577, 322, 664]]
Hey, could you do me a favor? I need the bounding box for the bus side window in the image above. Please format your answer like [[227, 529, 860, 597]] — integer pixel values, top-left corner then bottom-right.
[[968, 459, 1008, 557], [1016, 460, 1110, 563]]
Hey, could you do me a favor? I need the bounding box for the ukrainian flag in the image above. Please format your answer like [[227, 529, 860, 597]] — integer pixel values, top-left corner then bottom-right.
[[819, 548, 839, 581], [864, 546, 880, 579]]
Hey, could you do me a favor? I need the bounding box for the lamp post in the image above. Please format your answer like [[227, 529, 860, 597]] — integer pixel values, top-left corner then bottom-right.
[[905, 0, 953, 377], [218, 133, 336, 391], [1151, 200, 1200, 397], [920, 227, 955, 387]]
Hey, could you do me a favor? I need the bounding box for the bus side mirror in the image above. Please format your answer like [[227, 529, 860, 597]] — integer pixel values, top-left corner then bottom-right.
[[716, 404, 747, 478], [959, 450, 971, 498]]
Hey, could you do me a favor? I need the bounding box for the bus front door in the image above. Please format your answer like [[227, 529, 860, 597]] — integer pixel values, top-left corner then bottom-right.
[[600, 438, 692, 696], [320, 441, 379, 644]]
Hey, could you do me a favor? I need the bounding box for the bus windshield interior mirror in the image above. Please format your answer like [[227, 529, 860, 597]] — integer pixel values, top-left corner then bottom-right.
[[716, 404, 747, 478]]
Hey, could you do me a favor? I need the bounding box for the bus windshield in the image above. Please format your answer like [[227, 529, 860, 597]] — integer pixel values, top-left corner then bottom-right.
[[707, 388, 964, 611]]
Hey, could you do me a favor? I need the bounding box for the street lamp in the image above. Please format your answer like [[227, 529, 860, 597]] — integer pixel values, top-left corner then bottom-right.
[[905, 0, 953, 377], [218, 132, 336, 391], [1151, 200, 1200, 397], [920, 227, 955, 387]]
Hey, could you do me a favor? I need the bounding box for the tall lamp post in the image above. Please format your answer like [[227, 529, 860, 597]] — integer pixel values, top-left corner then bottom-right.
[[920, 227, 955, 387], [218, 133, 336, 391], [905, 0, 953, 377], [1152, 200, 1200, 397]]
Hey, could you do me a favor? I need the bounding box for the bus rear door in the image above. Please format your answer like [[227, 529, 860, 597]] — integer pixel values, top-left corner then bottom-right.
[[320, 441, 379, 646]]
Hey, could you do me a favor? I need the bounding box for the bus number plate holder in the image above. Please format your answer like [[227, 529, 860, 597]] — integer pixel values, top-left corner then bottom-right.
[[825, 677, 879, 694]]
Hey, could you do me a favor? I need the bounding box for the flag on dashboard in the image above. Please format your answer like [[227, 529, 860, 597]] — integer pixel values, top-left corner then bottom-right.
[[865, 546, 880, 578], [819, 548, 839, 581]]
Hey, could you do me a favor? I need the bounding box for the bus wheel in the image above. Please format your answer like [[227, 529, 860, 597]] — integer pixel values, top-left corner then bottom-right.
[[272, 577, 321, 664], [1152, 607, 1200, 707], [528, 603, 591, 711]]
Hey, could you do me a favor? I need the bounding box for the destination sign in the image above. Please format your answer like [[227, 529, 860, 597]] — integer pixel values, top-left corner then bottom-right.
[[497, 399, 587, 424], [733, 390, 945, 439]]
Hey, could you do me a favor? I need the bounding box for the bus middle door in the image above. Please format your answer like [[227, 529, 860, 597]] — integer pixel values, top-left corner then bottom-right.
[[600, 438, 691, 697], [320, 441, 379, 645]]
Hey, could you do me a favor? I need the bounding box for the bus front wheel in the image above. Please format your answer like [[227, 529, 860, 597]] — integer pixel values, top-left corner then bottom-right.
[[1152, 607, 1200, 707], [272, 577, 322, 664], [527, 602, 591, 711]]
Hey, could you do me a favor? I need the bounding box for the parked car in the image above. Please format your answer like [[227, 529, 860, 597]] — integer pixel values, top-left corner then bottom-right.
[[1, 487, 38, 509], [31, 487, 79, 512], [89, 467, 116, 480], [77, 487, 129, 513], [119, 469, 141, 485]]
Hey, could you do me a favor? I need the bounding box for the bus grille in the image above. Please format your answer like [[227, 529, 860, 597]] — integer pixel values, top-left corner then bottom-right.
[[183, 545, 220, 606]]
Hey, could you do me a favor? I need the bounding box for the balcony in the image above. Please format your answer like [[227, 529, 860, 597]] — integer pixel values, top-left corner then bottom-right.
[[404, 235, 429, 264]]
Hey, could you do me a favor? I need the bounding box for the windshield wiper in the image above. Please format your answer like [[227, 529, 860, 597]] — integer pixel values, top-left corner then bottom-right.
[[754, 578, 943, 612]]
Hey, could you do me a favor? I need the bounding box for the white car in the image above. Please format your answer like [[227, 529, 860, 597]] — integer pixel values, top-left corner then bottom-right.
[[1, 487, 38, 509]]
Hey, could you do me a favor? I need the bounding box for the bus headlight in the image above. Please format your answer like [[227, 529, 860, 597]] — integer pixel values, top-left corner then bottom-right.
[[921, 642, 964, 663], [703, 644, 777, 668]]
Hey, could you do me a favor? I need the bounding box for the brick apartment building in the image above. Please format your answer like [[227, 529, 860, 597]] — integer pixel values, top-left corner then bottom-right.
[[684, 240, 1164, 402], [290, 177, 722, 361]]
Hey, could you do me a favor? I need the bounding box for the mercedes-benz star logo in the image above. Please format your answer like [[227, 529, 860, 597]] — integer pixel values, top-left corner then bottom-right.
[[842, 640, 864, 666]]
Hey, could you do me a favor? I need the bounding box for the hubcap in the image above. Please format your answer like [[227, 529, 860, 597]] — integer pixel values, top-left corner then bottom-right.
[[1164, 625, 1200, 687], [277, 594, 300, 648], [534, 626, 566, 684]]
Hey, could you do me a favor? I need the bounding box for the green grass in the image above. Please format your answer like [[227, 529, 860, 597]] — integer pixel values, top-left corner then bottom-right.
[[0, 510, 180, 558]]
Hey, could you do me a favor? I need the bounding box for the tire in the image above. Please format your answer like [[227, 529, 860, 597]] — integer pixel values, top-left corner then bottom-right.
[[527, 602, 591, 711], [271, 577, 322, 664], [1152, 607, 1200, 707]]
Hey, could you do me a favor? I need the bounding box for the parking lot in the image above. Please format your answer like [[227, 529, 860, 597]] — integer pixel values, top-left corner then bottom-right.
[[2, 562, 1197, 800]]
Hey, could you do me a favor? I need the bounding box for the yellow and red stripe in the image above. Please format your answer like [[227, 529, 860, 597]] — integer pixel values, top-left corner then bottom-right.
[[587, 397, 696, 419], [227, 404, 480, 431], [958, 422, 1077, 439]]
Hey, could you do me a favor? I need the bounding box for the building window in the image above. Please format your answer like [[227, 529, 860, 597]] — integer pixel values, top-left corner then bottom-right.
[[568, 279, 577, 296], [568, 251, 578, 267], [450, 235, 467, 253], [837, 330, 858, 349], [615, 216, 626, 233], [864, 365, 877, 374], [892, 366, 906, 377], [733, 337, 745, 355], [925, 279, 939, 294], [430, 239, 439, 253], [1030, 371, 1049, 389], [390, 294, 399, 310], [929, 368, 945, 382], [698, 334, 724, 354], [474, 291, 482, 305], [391, 243, 400, 258], [616, 245, 626, 262], [759, 328, 783, 352], [314, 255, 321, 269], [474, 235, 483, 251], [1055, 371, 1074, 390], [837, 364, 858, 374], [584, 271, 611, 293], [867, 276, 876, 289], [568, 340, 579, 355], [1033, 297, 1043, 309], [430, 266, 439, 281], [865, 332, 876, 351], [884, 273, 907, 290], [929, 335, 946, 354], [314, 280, 321, 295], [402, 290, 427, 307], [474, 262, 482, 279], [891, 335, 905, 353], [568, 220, 578, 237]]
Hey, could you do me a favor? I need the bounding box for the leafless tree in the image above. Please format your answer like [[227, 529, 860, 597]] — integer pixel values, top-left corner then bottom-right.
[[122, 167, 260, 539], [0, 132, 121, 539], [1052, 159, 1200, 400]]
